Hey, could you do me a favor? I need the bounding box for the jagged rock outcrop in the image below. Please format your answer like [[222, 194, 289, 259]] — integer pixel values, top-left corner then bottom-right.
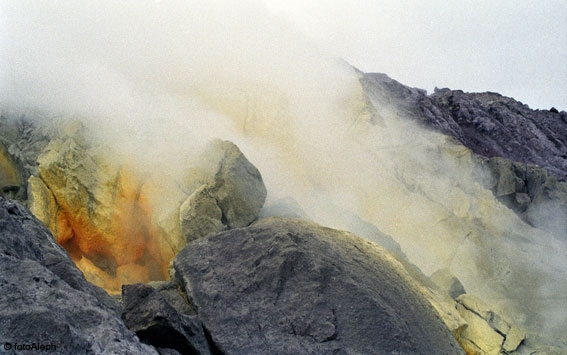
[[17, 118, 266, 294], [172, 217, 464, 354], [455, 294, 525, 354], [28, 121, 177, 293], [360, 72, 567, 241], [0, 198, 156, 354], [0, 113, 53, 201], [179, 140, 267, 242], [478, 157, 567, 240], [359, 72, 567, 349], [360, 72, 567, 181]]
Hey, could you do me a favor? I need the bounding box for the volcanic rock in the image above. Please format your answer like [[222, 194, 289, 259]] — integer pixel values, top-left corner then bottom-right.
[[360, 72, 567, 349], [456, 294, 525, 354], [480, 157, 567, 240], [30, 122, 177, 292], [360, 73, 567, 181], [0, 198, 155, 354], [179, 185, 224, 243], [361, 72, 567, 241], [121, 282, 211, 355], [179, 140, 267, 242], [0, 113, 53, 200], [173, 217, 464, 354], [503, 326, 526, 353], [24, 121, 266, 293], [456, 303, 504, 355]]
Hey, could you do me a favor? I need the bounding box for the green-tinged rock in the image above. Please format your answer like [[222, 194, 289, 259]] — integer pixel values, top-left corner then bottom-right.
[[207, 140, 267, 228], [179, 185, 224, 242], [503, 326, 525, 353], [179, 140, 267, 243], [457, 294, 511, 336], [456, 303, 504, 355]]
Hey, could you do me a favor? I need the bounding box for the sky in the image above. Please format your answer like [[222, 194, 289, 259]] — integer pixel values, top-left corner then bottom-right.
[[261, 0, 567, 110]]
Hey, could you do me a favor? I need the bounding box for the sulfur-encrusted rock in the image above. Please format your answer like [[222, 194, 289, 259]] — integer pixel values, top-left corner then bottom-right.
[[173, 217, 464, 355], [0, 145, 20, 198], [0, 113, 53, 201], [456, 294, 511, 336], [503, 326, 525, 353], [424, 289, 468, 339], [456, 303, 504, 355], [31, 125, 176, 293]]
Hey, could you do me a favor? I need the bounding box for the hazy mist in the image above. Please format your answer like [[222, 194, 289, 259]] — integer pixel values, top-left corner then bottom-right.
[[263, 0, 567, 110]]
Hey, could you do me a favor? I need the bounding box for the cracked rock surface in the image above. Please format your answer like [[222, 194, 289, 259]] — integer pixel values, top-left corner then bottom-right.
[[173, 217, 464, 355], [179, 140, 267, 243]]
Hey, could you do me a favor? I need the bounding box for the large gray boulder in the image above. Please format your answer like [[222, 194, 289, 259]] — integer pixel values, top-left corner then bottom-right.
[[173, 217, 464, 354], [0, 198, 156, 354]]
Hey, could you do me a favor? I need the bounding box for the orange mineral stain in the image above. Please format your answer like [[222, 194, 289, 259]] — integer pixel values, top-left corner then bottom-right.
[[49, 168, 173, 294]]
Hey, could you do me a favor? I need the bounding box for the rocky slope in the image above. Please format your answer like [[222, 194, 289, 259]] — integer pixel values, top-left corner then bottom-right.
[[0, 198, 156, 354], [2, 71, 567, 353], [1, 198, 471, 354], [360, 72, 567, 181], [360, 72, 567, 241], [355, 73, 567, 351]]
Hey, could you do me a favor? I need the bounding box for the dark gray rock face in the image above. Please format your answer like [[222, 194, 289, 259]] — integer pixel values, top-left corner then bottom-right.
[[0, 198, 156, 354], [361, 73, 567, 181], [173, 217, 464, 355], [121, 282, 211, 355]]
